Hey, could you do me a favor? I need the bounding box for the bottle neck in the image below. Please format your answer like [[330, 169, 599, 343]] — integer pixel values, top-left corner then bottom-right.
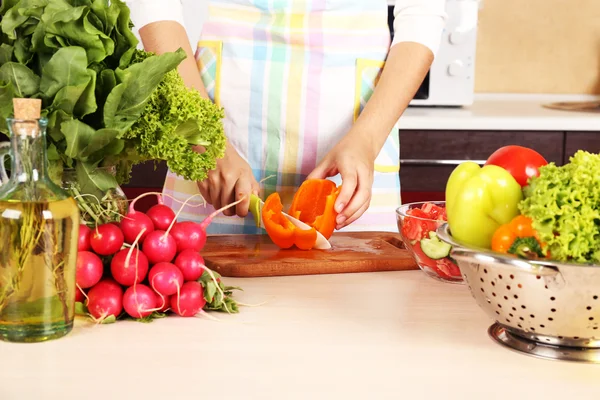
[[9, 121, 48, 184]]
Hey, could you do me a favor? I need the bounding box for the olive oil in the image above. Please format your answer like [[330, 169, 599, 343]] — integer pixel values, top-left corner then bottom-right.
[[0, 98, 80, 342], [0, 198, 79, 342]]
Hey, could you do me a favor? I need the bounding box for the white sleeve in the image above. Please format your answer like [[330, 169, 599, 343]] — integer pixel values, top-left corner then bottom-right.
[[126, 0, 186, 30], [392, 0, 447, 56]]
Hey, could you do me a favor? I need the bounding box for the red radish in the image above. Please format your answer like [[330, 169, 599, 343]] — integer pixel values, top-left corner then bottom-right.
[[165, 195, 247, 255], [142, 230, 177, 264], [170, 281, 206, 317], [120, 212, 154, 244], [147, 204, 176, 231], [174, 249, 206, 281], [87, 279, 123, 321], [148, 262, 184, 297], [123, 284, 157, 319], [78, 225, 92, 251], [76, 251, 104, 289], [111, 248, 149, 286], [75, 286, 86, 303], [155, 293, 171, 312], [171, 222, 207, 253], [90, 224, 124, 255]]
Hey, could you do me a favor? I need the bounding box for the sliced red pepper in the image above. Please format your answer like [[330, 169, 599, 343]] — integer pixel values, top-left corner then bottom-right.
[[262, 192, 317, 250], [287, 179, 341, 239]]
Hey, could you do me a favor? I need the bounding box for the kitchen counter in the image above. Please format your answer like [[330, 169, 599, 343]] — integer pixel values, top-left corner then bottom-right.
[[2, 271, 600, 399], [400, 93, 600, 131]]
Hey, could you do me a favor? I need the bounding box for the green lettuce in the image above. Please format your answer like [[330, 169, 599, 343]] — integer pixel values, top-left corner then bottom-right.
[[519, 150, 600, 264]]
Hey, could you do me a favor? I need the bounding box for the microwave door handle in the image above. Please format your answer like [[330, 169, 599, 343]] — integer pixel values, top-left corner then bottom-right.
[[399, 159, 487, 166]]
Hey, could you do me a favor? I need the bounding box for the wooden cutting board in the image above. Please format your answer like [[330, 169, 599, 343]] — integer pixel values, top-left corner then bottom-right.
[[202, 231, 418, 277]]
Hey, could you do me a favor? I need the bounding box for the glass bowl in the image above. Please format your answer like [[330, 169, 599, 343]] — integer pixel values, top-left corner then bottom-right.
[[396, 201, 463, 284]]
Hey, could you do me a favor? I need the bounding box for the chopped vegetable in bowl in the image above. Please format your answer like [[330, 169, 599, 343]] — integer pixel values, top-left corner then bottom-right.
[[396, 201, 463, 283]]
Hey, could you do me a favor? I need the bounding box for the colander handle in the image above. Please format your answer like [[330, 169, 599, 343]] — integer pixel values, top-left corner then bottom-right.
[[436, 224, 560, 277]]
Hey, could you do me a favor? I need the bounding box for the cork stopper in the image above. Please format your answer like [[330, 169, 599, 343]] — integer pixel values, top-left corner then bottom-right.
[[13, 98, 41, 120], [11, 98, 42, 137]]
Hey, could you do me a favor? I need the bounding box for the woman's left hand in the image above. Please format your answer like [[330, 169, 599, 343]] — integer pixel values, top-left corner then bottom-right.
[[307, 131, 377, 230]]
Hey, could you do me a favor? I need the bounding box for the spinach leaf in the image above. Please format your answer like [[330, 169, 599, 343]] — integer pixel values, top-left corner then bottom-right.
[[111, 0, 137, 67], [90, 0, 118, 34], [14, 35, 33, 64], [46, 108, 70, 141], [0, 44, 14, 64], [39, 46, 88, 98], [1, 5, 28, 40], [104, 49, 185, 132], [0, 0, 21, 14], [43, 5, 114, 64], [61, 118, 95, 158], [75, 159, 117, 195], [0, 81, 16, 133], [80, 127, 118, 159], [0, 62, 39, 97]]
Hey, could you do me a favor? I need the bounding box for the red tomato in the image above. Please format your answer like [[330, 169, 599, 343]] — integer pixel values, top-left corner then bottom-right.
[[401, 209, 438, 241], [485, 145, 548, 187], [436, 259, 462, 278], [411, 242, 439, 271], [421, 203, 445, 220], [401, 215, 423, 242], [438, 208, 447, 222]]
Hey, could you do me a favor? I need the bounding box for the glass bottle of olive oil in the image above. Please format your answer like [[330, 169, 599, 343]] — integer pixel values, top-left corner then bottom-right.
[[0, 98, 80, 342]]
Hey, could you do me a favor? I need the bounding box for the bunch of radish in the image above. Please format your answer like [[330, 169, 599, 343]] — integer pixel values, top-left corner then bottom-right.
[[75, 193, 243, 324]]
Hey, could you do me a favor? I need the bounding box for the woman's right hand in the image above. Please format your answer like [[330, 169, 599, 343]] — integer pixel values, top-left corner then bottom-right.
[[196, 141, 260, 218]]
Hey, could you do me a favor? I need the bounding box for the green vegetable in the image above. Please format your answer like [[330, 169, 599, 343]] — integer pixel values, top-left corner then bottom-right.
[[118, 50, 226, 184], [0, 0, 226, 224], [198, 270, 242, 313], [420, 231, 451, 260], [519, 150, 600, 264], [507, 237, 545, 259], [446, 161, 523, 249]]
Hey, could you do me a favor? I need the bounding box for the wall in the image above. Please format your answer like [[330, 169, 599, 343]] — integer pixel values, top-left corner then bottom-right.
[[474, 0, 600, 94]]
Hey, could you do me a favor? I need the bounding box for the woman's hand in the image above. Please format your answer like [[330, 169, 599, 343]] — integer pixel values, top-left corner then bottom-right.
[[309, 42, 435, 231], [307, 131, 377, 230], [196, 141, 260, 217]]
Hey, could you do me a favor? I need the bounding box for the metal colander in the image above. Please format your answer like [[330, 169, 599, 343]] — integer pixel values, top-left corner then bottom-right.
[[437, 224, 600, 363]]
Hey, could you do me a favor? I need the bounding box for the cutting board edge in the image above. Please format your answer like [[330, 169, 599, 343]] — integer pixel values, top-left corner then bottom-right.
[[209, 262, 419, 278]]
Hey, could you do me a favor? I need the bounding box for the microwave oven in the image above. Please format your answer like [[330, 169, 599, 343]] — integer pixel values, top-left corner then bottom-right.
[[388, 0, 481, 107]]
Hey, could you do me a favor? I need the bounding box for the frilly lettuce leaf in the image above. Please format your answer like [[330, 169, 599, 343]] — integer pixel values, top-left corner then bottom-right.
[[519, 150, 600, 264]]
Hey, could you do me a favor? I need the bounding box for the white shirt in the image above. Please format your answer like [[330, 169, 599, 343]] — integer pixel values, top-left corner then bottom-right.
[[127, 0, 447, 56]]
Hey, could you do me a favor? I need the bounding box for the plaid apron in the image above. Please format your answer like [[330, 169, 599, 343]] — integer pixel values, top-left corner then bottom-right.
[[162, 0, 402, 234]]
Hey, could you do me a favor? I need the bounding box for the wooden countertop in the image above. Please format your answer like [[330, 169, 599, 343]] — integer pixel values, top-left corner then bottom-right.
[[2, 271, 600, 399]]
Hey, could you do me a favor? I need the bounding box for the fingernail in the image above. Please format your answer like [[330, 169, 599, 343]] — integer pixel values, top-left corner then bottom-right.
[[336, 215, 346, 225], [335, 203, 345, 213]]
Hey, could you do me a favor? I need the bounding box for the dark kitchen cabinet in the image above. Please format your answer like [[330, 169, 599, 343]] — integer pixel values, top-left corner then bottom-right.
[[398, 130, 565, 193], [564, 131, 600, 163], [126, 161, 168, 188], [122, 129, 600, 201]]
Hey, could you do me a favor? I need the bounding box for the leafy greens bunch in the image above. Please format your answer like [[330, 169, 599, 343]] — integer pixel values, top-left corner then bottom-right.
[[519, 150, 600, 264], [0, 0, 226, 211]]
